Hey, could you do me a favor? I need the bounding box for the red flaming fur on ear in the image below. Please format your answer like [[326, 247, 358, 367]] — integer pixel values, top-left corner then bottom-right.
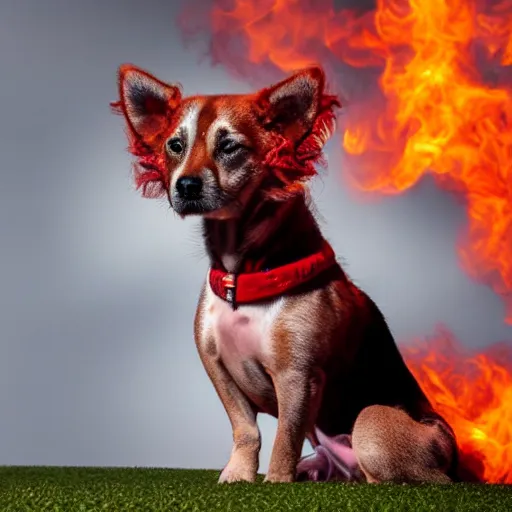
[[111, 65, 182, 199], [255, 68, 341, 201]]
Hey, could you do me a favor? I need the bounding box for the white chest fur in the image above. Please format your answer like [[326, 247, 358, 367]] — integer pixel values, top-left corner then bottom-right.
[[199, 276, 285, 402]]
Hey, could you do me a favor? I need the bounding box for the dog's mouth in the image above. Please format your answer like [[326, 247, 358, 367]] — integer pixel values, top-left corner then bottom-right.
[[171, 193, 237, 218], [174, 198, 207, 216]]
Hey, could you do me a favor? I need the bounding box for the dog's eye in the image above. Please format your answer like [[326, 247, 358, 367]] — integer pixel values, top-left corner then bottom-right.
[[167, 138, 184, 154], [219, 140, 244, 155]]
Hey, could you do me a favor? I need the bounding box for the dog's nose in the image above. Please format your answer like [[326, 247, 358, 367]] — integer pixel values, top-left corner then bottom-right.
[[176, 176, 203, 200]]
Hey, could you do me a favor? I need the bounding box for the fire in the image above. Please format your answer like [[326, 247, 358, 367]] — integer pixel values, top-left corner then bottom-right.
[[339, 0, 512, 326], [179, 0, 512, 483], [402, 327, 512, 484]]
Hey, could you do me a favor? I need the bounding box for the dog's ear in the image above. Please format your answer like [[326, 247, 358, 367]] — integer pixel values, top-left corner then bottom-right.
[[113, 64, 182, 143], [255, 67, 326, 141]]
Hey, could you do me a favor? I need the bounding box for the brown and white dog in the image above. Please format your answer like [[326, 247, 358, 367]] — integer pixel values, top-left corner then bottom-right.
[[112, 64, 464, 484]]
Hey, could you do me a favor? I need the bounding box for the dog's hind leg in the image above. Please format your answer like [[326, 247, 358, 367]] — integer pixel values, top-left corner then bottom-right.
[[351, 405, 456, 484]]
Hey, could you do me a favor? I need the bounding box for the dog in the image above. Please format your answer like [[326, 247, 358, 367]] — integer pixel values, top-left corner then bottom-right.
[[112, 64, 466, 484]]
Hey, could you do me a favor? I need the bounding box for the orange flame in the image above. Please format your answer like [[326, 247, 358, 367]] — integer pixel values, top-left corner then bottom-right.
[[179, 0, 512, 483], [402, 327, 512, 484], [340, 0, 512, 326]]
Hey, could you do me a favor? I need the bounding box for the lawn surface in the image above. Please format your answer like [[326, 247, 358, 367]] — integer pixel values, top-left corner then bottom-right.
[[1, 466, 511, 511]]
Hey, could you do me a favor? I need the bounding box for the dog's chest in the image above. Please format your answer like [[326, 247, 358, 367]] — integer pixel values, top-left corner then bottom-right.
[[201, 283, 283, 407]]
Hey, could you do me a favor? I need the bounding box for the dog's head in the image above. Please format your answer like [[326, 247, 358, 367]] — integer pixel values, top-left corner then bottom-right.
[[112, 65, 340, 218]]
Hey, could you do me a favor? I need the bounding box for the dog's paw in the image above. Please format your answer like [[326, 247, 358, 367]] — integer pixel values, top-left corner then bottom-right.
[[218, 456, 257, 484], [263, 471, 295, 483]]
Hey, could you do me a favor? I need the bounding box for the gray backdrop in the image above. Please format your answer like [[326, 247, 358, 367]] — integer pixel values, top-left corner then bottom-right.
[[1, 0, 510, 472]]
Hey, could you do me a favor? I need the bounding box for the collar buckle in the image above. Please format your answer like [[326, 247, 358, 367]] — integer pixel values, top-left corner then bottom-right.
[[221, 273, 237, 308]]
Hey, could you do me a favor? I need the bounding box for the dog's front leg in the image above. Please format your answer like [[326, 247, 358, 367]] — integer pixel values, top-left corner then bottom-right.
[[265, 369, 324, 483], [201, 352, 261, 483]]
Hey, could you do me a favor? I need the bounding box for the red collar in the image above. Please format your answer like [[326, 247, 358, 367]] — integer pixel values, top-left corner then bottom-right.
[[209, 242, 337, 307]]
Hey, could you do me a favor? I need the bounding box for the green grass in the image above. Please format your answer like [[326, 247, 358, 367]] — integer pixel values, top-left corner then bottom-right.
[[0, 467, 510, 512]]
